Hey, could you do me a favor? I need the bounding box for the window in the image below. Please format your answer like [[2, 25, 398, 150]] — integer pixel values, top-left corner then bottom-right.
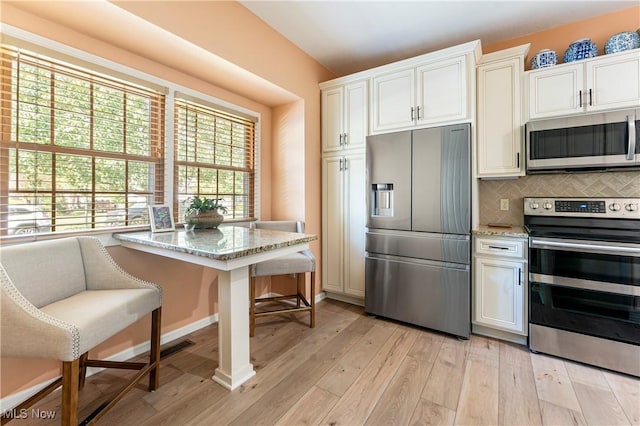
[[0, 45, 165, 238], [174, 98, 255, 221]]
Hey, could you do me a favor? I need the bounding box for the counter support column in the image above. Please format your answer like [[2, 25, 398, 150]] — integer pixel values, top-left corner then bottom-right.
[[212, 266, 256, 390]]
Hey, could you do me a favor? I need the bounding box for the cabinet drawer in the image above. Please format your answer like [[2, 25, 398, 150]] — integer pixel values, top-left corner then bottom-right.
[[475, 237, 525, 258]]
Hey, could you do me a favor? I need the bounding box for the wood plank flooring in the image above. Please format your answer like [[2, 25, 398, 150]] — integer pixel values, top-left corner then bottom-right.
[[13, 299, 639, 425]]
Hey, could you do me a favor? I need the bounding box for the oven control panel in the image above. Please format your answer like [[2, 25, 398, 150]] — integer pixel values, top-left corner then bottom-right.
[[524, 197, 640, 218]]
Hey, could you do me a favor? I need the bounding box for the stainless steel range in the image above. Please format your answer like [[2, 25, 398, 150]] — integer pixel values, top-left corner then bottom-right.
[[524, 197, 640, 377]]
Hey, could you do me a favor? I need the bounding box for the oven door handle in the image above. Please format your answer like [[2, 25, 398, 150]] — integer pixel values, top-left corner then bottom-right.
[[530, 273, 640, 296], [530, 238, 640, 257]]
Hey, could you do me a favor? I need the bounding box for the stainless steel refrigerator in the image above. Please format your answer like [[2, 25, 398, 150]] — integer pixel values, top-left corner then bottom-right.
[[365, 123, 471, 338]]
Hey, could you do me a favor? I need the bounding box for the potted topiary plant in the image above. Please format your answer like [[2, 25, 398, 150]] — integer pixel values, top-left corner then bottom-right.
[[184, 196, 228, 229]]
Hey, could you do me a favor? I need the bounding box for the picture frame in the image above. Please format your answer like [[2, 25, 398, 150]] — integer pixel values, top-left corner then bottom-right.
[[148, 205, 175, 232]]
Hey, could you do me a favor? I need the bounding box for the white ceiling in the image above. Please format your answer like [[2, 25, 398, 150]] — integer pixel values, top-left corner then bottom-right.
[[241, 1, 638, 76]]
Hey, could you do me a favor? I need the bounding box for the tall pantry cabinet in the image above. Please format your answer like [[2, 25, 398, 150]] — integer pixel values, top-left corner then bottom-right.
[[320, 80, 367, 304], [319, 41, 481, 304]]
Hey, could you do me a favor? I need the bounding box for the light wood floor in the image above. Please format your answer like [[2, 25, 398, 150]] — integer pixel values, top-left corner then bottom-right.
[[16, 299, 639, 425]]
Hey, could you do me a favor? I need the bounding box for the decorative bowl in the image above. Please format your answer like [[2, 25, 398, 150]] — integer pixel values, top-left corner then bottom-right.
[[530, 49, 558, 69], [563, 38, 598, 63], [605, 31, 640, 54]]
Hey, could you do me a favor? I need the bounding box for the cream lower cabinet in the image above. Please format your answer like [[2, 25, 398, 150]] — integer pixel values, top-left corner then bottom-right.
[[322, 152, 366, 302], [472, 235, 527, 343]]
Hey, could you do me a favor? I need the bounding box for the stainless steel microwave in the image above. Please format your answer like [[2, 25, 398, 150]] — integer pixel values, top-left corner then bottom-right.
[[526, 108, 640, 173]]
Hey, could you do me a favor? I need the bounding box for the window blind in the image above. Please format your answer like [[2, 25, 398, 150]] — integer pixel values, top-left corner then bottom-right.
[[174, 98, 255, 222], [0, 45, 165, 240]]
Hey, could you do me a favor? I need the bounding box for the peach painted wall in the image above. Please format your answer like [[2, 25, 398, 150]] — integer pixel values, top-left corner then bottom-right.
[[484, 6, 640, 69], [0, 1, 331, 397]]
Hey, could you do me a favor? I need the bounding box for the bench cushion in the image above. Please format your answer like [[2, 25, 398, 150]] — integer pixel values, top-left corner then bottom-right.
[[40, 289, 161, 359]]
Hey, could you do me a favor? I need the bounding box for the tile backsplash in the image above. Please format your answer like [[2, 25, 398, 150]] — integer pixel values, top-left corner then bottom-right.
[[478, 170, 640, 226]]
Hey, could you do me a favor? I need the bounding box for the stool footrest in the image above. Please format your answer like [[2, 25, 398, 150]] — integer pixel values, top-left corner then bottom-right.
[[84, 360, 147, 370]]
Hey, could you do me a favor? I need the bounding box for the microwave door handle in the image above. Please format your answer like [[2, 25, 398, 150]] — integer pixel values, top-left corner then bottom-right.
[[627, 115, 636, 161]]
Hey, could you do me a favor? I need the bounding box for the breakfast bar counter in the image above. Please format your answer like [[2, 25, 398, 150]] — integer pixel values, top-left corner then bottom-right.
[[113, 225, 316, 391]]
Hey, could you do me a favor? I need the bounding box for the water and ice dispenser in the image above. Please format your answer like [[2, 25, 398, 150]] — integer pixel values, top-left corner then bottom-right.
[[371, 183, 394, 217]]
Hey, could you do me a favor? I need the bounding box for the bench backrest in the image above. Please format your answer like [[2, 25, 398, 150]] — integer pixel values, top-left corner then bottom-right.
[[1, 238, 87, 308]]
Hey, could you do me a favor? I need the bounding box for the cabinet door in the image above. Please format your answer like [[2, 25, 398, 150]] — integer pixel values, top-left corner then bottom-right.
[[322, 157, 344, 293], [321, 87, 344, 152], [417, 55, 468, 125], [477, 57, 524, 177], [586, 51, 640, 112], [343, 153, 365, 298], [344, 81, 368, 150], [528, 64, 583, 119], [473, 257, 525, 334], [371, 67, 415, 133]]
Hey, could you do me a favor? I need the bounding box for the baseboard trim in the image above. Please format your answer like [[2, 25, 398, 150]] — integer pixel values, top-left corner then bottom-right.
[[2, 291, 329, 411], [323, 291, 364, 307], [0, 313, 219, 411], [472, 323, 527, 345]]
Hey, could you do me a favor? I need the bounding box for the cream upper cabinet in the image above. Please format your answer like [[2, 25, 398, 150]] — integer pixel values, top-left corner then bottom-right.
[[477, 45, 529, 178], [528, 63, 583, 119], [321, 80, 368, 153], [370, 40, 480, 133], [528, 49, 640, 120], [371, 56, 468, 133], [416, 55, 468, 126], [586, 50, 640, 112], [370, 67, 415, 132], [321, 87, 344, 152]]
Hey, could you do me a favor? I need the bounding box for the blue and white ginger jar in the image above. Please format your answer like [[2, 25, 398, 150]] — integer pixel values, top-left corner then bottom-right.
[[605, 31, 640, 54], [563, 38, 598, 63], [530, 49, 558, 69]]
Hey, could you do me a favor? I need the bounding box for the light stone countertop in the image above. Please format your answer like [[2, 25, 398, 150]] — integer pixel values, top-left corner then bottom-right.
[[473, 225, 528, 238], [113, 225, 317, 261]]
